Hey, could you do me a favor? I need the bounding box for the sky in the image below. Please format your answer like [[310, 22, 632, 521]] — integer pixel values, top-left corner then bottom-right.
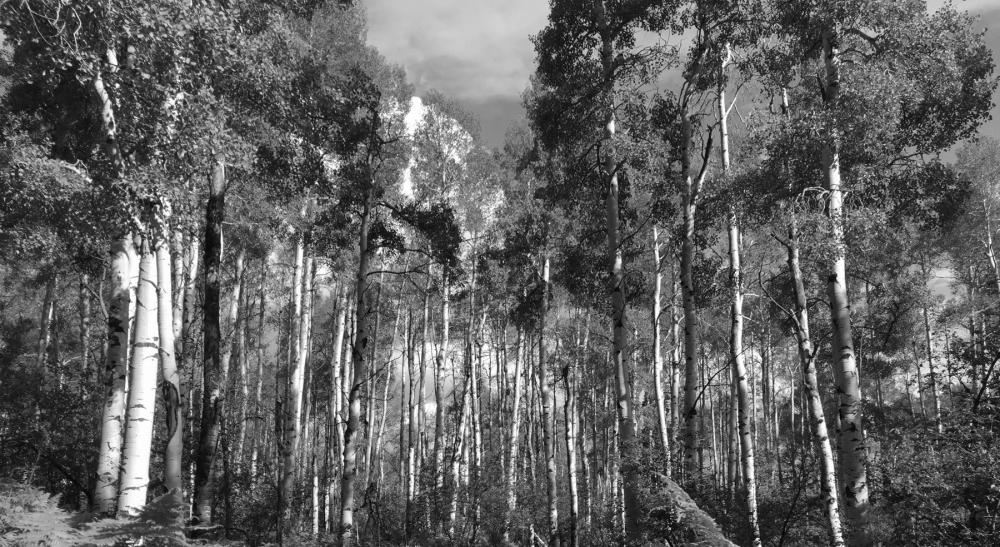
[[365, 0, 1000, 149]]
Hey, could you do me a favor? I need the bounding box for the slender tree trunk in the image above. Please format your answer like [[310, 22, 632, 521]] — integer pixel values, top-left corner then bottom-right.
[[156, 219, 184, 505], [784, 219, 845, 546], [670, 268, 681, 477], [594, 2, 640, 537], [251, 261, 267, 477], [652, 225, 671, 465], [503, 328, 525, 545], [280, 233, 307, 529], [118, 237, 159, 516], [728, 209, 760, 546], [94, 236, 136, 514], [564, 336, 580, 547], [822, 27, 870, 542], [448, 353, 471, 538], [92, 49, 131, 512], [339, 186, 374, 546], [679, 100, 711, 482], [719, 74, 761, 544], [80, 274, 93, 381], [538, 255, 559, 545], [328, 283, 348, 529], [37, 273, 57, 370], [193, 157, 226, 524], [434, 271, 450, 525], [233, 250, 250, 457]]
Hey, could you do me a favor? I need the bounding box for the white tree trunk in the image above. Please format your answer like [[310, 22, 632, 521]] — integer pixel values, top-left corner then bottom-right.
[[156, 220, 184, 505], [822, 27, 870, 543], [117, 238, 160, 516], [94, 235, 137, 514]]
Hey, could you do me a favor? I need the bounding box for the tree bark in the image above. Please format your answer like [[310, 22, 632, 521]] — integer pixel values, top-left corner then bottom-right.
[[328, 283, 348, 529], [117, 237, 159, 516], [94, 235, 136, 515], [339, 185, 374, 546], [37, 273, 57, 371], [280, 233, 306, 529], [719, 73, 761, 545], [920, 260, 942, 434], [594, 1, 641, 538], [503, 328, 524, 544], [564, 325, 581, 547], [250, 260, 267, 477], [822, 27, 870, 543], [652, 225, 671, 467], [434, 270, 450, 524], [538, 255, 559, 545], [193, 157, 226, 524], [156, 218, 184, 506], [784, 218, 845, 546]]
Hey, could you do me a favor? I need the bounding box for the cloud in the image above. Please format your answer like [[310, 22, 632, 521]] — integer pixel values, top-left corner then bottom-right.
[[364, 0, 548, 100], [364, 0, 1000, 147]]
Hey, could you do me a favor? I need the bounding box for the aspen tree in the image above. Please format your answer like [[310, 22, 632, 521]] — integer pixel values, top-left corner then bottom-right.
[[118, 237, 159, 516], [193, 157, 227, 524], [719, 49, 761, 546], [820, 27, 870, 541], [156, 214, 183, 505], [95, 235, 137, 514], [538, 254, 558, 544], [502, 328, 525, 544], [280, 233, 306, 528], [652, 225, 671, 464]]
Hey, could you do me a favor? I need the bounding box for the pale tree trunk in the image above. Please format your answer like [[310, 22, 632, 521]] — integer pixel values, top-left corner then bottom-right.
[[652, 225, 671, 465], [720, 74, 761, 545], [594, 2, 640, 537], [328, 283, 348, 529], [250, 261, 267, 475], [449, 322, 474, 537], [118, 237, 159, 516], [297, 262, 316, 488], [181, 233, 200, 508], [538, 255, 558, 545], [578, 314, 592, 533], [233, 250, 250, 457], [670, 268, 681, 476], [280, 233, 306, 528], [822, 27, 870, 542], [339, 186, 374, 546], [728, 210, 760, 546], [36, 274, 57, 370], [92, 49, 131, 513], [920, 260, 942, 434], [193, 157, 226, 524], [171, 230, 185, 346], [362, 273, 383, 491], [564, 322, 581, 547], [503, 328, 524, 545], [94, 235, 137, 514], [435, 270, 450, 525], [784, 219, 845, 546], [727, 367, 740, 499], [469, 308, 486, 533], [406, 312, 419, 530], [399, 310, 410, 507], [156, 218, 184, 505]]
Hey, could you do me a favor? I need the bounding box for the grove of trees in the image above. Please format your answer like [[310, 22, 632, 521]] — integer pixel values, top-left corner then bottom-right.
[[1, 0, 999, 545]]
